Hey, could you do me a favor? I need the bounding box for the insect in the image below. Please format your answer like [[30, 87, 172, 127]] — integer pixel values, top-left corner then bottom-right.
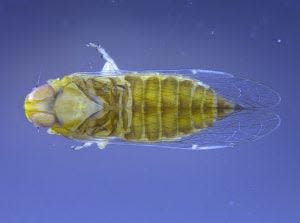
[[24, 43, 281, 150]]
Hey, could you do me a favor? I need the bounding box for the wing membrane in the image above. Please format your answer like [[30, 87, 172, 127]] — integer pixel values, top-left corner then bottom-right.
[[85, 68, 281, 109], [137, 69, 281, 109], [108, 110, 280, 150]]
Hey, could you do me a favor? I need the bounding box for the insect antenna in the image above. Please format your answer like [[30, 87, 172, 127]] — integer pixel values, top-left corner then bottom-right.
[[35, 72, 41, 88]]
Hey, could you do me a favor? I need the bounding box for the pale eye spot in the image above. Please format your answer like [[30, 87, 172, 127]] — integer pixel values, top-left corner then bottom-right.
[[28, 84, 55, 101], [31, 113, 55, 127]]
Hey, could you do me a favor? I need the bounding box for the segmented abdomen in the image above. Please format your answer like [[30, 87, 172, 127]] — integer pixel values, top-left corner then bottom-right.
[[120, 74, 230, 142]]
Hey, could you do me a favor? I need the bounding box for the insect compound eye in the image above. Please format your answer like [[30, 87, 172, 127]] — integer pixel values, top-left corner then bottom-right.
[[31, 112, 56, 127], [28, 84, 55, 101]]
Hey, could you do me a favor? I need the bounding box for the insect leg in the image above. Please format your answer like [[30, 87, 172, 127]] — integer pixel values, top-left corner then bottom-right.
[[86, 43, 119, 73], [71, 139, 109, 151], [71, 141, 94, 151], [96, 139, 109, 149]]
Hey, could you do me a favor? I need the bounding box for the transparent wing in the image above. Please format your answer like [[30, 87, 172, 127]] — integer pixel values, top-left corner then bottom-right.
[[182, 69, 281, 109], [108, 110, 281, 150], [130, 69, 281, 109], [82, 68, 281, 108]]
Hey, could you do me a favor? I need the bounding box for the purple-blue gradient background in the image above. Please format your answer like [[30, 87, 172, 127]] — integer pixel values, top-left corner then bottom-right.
[[0, 0, 299, 222]]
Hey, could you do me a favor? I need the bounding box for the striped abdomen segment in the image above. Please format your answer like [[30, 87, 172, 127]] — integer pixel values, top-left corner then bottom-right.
[[121, 74, 234, 142]]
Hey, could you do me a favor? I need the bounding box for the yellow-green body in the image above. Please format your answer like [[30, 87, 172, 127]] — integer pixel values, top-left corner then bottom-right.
[[23, 43, 281, 150], [41, 73, 234, 142]]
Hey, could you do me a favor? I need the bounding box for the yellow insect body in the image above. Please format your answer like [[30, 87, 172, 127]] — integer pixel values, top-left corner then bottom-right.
[[24, 44, 280, 150]]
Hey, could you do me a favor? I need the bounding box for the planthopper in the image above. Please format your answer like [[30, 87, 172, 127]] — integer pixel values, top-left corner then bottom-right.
[[24, 43, 281, 150]]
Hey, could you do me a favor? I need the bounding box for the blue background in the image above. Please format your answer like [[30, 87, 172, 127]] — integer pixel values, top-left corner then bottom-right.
[[0, 0, 299, 222]]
